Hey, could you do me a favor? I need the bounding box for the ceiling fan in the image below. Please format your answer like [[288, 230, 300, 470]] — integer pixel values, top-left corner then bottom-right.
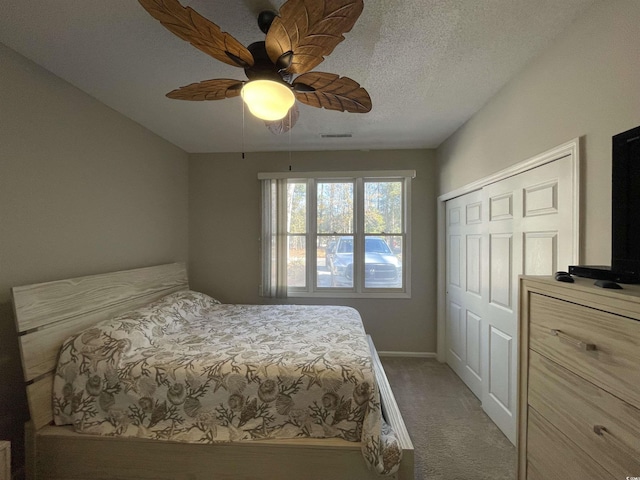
[[138, 0, 372, 134]]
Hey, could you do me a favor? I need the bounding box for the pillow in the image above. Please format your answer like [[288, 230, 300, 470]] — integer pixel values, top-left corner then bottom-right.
[[59, 290, 220, 371], [154, 290, 221, 322], [84, 290, 218, 346]]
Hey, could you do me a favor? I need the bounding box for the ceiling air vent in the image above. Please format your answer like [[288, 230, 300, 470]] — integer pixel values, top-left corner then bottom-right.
[[321, 133, 353, 138]]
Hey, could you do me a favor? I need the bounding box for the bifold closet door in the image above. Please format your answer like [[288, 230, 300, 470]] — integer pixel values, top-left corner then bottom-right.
[[445, 154, 577, 444], [445, 189, 484, 399]]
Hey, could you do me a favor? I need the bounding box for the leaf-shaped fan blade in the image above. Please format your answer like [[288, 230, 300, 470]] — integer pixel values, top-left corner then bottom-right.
[[266, 0, 364, 74], [265, 103, 300, 135], [166, 79, 243, 101], [138, 0, 254, 68], [293, 72, 371, 113]]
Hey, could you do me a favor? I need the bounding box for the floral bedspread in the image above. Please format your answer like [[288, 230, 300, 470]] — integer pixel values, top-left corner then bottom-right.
[[53, 290, 402, 475]]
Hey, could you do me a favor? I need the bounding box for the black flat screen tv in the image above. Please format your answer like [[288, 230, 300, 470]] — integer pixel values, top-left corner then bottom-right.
[[569, 125, 640, 284], [612, 124, 640, 278]]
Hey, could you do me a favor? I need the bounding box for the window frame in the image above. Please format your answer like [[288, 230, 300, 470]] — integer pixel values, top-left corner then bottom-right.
[[259, 170, 414, 299]]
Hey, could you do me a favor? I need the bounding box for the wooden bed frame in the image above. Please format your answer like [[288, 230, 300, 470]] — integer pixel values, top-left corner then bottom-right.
[[12, 263, 414, 480]]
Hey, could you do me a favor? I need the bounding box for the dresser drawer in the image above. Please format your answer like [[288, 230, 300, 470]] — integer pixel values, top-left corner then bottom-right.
[[528, 292, 640, 408], [528, 350, 640, 478], [526, 408, 614, 480]]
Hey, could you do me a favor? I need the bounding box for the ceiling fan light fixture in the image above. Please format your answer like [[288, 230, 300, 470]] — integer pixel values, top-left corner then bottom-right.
[[241, 80, 295, 121]]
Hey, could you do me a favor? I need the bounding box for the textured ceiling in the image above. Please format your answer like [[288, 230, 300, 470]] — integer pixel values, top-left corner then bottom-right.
[[0, 0, 598, 153]]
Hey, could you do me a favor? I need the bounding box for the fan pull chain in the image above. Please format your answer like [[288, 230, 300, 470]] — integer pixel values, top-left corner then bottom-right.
[[242, 99, 246, 159], [288, 108, 292, 166]]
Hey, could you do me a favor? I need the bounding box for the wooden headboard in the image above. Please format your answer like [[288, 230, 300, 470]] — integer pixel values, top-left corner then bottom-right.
[[11, 263, 189, 430]]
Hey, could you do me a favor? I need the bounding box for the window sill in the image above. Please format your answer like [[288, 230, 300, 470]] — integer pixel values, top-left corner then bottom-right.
[[286, 291, 411, 299]]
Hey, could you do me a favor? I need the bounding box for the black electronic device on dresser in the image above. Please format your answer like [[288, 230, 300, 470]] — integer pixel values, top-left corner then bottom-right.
[[569, 125, 640, 284]]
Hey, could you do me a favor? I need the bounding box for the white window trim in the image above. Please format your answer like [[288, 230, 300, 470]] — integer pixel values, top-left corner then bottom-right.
[[258, 170, 417, 180], [259, 170, 415, 299]]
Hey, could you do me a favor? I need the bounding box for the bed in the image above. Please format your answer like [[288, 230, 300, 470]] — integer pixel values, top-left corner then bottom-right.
[[12, 263, 413, 480]]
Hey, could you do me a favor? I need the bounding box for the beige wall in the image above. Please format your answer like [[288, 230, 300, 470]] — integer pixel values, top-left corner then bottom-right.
[[0, 43, 189, 473], [437, 0, 640, 265], [0, 44, 189, 297], [189, 150, 437, 353]]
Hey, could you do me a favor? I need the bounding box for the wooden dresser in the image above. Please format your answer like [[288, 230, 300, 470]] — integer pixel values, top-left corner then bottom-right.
[[518, 276, 640, 480]]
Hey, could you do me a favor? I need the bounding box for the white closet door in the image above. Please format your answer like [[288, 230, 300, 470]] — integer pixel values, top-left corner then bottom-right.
[[445, 190, 484, 398], [445, 153, 577, 444]]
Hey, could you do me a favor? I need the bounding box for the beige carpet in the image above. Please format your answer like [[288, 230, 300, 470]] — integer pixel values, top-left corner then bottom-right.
[[381, 357, 516, 480]]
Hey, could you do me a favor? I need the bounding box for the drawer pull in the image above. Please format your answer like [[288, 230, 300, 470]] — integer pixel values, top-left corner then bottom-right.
[[550, 329, 596, 351], [593, 425, 638, 460]]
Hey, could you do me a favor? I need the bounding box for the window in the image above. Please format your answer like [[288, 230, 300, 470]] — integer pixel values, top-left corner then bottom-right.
[[260, 171, 414, 298]]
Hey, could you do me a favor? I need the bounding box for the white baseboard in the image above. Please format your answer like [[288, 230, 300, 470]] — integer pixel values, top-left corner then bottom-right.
[[377, 351, 437, 358]]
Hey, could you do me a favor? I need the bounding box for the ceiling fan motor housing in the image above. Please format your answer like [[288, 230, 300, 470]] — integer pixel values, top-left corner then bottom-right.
[[245, 42, 292, 85]]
